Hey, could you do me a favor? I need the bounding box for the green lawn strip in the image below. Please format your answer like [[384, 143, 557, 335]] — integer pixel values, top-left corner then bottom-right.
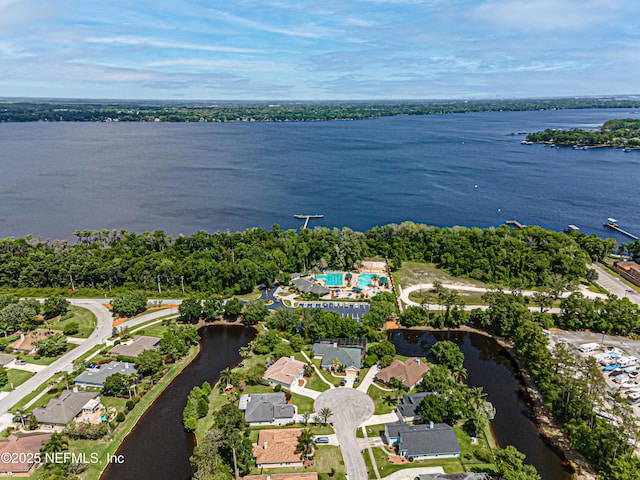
[[233, 290, 262, 301], [587, 282, 609, 295], [1, 369, 33, 392], [15, 343, 78, 366], [372, 446, 464, 476], [291, 393, 315, 414], [454, 425, 495, 471], [366, 385, 395, 415], [363, 447, 375, 479], [131, 318, 177, 338], [310, 359, 344, 387], [69, 345, 200, 480], [357, 423, 387, 439], [48, 306, 96, 338]]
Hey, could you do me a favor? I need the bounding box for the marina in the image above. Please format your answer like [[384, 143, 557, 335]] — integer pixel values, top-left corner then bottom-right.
[[604, 218, 639, 240]]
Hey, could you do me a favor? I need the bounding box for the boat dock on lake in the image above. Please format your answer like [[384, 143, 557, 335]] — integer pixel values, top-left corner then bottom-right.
[[294, 214, 324, 229], [506, 219, 525, 229], [604, 218, 638, 240]]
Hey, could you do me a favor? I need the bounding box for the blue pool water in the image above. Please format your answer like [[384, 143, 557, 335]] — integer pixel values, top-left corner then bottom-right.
[[315, 273, 343, 286], [357, 273, 376, 289]]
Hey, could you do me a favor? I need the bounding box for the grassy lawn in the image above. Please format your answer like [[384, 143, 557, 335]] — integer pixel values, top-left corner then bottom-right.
[[15, 343, 78, 366], [409, 289, 489, 306], [310, 359, 344, 387], [234, 290, 262, 301], [392, 261, 490, 290], [304, 373, 330, 392], [372, 446, 465, 476], [132, 318, 177, 338], [291, 393, 315, 414], [587, 282, 609, 295], [1, 369, 33, 392], [48, 305, 96, 338], [357, 423, 387, 439], [454, 425, 495, 473], [367, 385, 395, 415]]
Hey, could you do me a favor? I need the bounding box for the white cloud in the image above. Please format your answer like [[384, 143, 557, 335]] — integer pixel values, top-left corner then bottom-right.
[[85, 36, 260, 54]]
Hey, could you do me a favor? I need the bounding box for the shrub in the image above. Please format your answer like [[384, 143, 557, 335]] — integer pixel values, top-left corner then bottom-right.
[[273, 384, 282, 392], [34, 354, 41, 360], [125, 400, 135, 411], [63, 322, 80, 335], [115, 412, 125, 422]]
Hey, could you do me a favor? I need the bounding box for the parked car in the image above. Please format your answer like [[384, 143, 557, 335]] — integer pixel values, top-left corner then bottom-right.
[[14, 359, 26, 365], [604, 364, 620, 371], [315, 437, 329, 444], [339, 379, 346, 387]]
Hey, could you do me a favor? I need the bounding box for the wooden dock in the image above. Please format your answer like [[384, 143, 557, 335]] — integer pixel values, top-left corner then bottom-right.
[[604, 222, 638, 240], [506, 220, 525, 229], [294, 214, 324, 229]]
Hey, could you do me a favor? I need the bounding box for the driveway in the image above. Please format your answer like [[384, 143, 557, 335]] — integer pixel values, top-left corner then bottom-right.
[[357, 365, 380, 393], [9, 361, 45, 373], [379, 467, 445, 479], [315, 388, 374, 480]]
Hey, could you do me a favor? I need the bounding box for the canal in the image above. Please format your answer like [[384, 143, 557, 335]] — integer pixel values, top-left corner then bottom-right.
[[390, 329, 572, 480], [101, 325, 255, 480]]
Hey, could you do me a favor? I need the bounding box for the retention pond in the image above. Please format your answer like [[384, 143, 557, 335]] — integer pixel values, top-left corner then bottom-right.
[[389, 329, 572, 480]]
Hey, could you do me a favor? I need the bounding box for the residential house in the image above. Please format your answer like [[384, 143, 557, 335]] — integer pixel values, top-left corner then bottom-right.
[[0, 433, 51, 475], [74, 361, 138, 389], [253, 428, 304, 469], [263, 357, 306, 390], [375, 357, 429, 390], [244, 474, 318, 480], [239, 393, 295, 426], [312, 340, 363, 374], [33, 390, 102, 427], [384, 421, 460, 461], [9, 329, 56, 354], [0, 354, 15, 367], [397, 392, 439, 422], [109, 335, 160, 358]]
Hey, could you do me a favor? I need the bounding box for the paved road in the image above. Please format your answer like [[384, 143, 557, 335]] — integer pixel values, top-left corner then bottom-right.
[[590, 263, 640, 306], [0, 299, 181, 419], [315, 388, 374, 480]]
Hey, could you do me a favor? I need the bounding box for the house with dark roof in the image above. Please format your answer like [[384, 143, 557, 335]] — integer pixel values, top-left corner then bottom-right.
[[239, 393, 295, 426], [33, 390, 101, 427], [375, 357, 429, 390], [291, 278, 330, 297], [384, 421, 460, 461], [0, 433, 51, 475], [397, 392, 439, 422], [74, 361, 138, 389], [312, 342, 362, 374], [109, 335, 160, 358]]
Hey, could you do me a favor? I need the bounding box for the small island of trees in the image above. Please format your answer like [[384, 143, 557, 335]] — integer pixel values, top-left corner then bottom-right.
[[526, 118, 640, 149]]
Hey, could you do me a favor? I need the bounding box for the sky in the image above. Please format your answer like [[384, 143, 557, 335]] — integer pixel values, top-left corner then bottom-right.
[[1, 0, 639, 100]]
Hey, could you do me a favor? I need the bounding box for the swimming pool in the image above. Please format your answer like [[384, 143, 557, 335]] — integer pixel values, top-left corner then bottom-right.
[[315, 273, 343, 286], [357, 273, 376, 289]]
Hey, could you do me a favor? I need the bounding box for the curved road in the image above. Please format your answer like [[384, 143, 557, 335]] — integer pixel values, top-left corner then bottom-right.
[[314, 388, 374, 479], [0, 299, 182, 418]]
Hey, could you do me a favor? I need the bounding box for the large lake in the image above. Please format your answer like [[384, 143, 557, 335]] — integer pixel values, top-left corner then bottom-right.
[[1, 109, 639, 240]]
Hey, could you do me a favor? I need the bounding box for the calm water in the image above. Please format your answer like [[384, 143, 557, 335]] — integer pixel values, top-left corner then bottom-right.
[[101, 325, 255, 480], [1, 109, 639, 240], [390, 330, 572, 480]]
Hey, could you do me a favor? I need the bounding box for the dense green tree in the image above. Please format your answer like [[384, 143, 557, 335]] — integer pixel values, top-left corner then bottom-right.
[[111, 292, 147, 317], [36, 333, 67, 357], [136, 349, 163, 376], [223, 298, 243, 319], [178, 298, 203, 324], [189, 428, 232, 480], [202, 295, 224, 320], [417, 394, 447, 424], [43, 295, 69, 319], [431, 340, 464, 372], [102, 373, 128, 395], [492, 446, 541, 480], [241, 299, 269, 325], [0, 368, 8, 388]]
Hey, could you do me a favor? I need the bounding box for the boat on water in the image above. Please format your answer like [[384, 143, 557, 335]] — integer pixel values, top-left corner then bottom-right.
[[605, 217, 619, 227]]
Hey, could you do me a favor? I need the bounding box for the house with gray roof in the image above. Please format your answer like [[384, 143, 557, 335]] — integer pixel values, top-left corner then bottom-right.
[[291, 278, 330, 297], [397, 391, 439, 422], [239, 393, 295, 426], [74, 361, 138, 389], [0, 353, 15, 367], [312, 341, 362, 374], [109, 335, 160, 359], [33, 390, 101, 426], [384, 421, 460, 461]]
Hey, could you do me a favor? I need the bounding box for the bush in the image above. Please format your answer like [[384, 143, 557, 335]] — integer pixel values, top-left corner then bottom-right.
[[64, 422, 108, 440], [63, 321, 80, 336], [273, 384, 282, 392], [125, 400, 135, 411], [115, 411, 126, 422], [34, 354, 41, 360]]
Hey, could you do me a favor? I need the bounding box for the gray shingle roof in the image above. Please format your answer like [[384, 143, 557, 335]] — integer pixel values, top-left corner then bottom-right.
[[243, 393, 294, 423], [397, 392, 439, 419], [312, 343, 362, 370], [33, 390, 99, 425], [0, 353, 15, 366], [74, 361, 138, 387], [397, 423, 460, 458], [109, 335, 160, 358], [291, 278, 330, 296]]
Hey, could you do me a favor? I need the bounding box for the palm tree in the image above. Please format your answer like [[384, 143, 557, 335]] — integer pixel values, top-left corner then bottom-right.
[[219, 368, 234, 390], [41, 432, 68, 453], [296, 428, 315, 460], [14, 409, 27, 429], [317, 407, 333, 425], [301, 412, 310, 426], [469, 386, 487, 410]]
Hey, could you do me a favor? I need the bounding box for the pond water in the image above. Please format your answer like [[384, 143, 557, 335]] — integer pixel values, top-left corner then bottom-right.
[[100, 325, 255, 480], [389, 329, 572, 480]]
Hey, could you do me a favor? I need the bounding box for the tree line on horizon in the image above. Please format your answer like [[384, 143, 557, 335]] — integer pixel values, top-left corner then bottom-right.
[[2, 97, 640, 123]]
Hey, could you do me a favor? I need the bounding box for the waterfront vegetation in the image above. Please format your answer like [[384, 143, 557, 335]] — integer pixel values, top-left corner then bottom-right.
[[2, 97, 640, 123], [527, 118, 640, 148]]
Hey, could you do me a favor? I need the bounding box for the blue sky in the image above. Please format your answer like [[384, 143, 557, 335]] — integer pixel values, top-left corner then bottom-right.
[[1, 0, 639, 100]]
